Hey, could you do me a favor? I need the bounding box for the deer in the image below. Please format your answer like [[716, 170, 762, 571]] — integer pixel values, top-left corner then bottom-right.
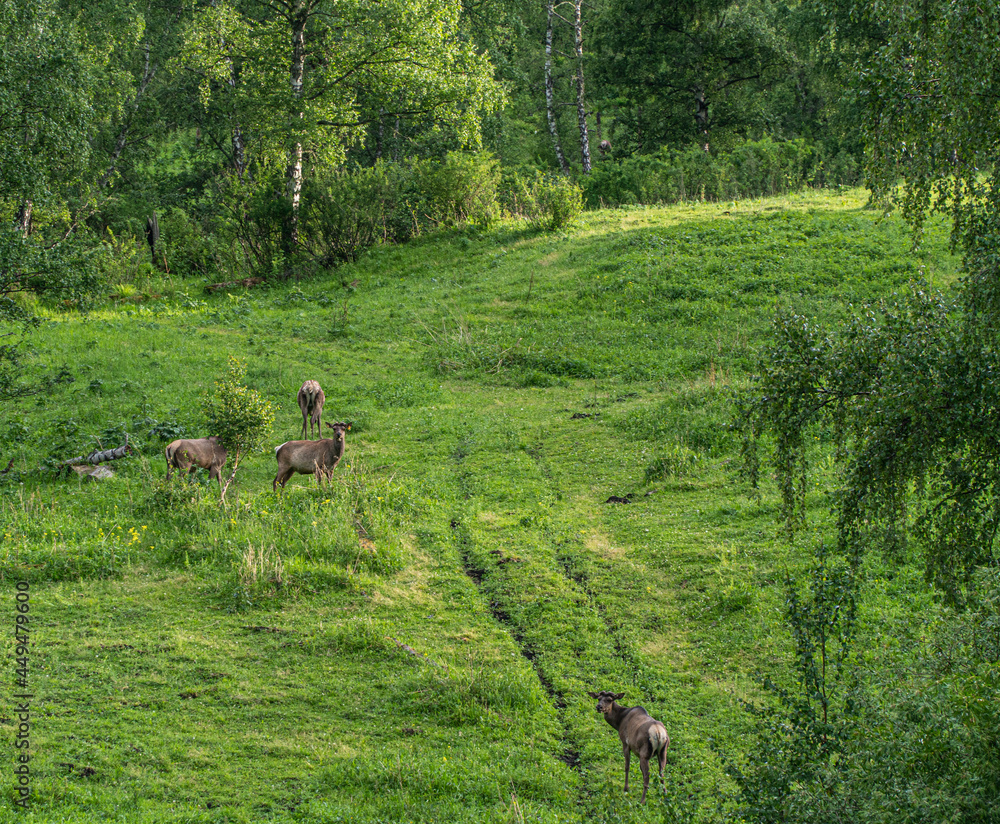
[[588, 690, 670, 804], [297, 380, 325, 439], [273, 422, 348, 490], [164, 437, 227, 486]]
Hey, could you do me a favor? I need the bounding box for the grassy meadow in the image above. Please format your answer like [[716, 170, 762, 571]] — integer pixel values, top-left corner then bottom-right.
[[0, 189, 961, 823]]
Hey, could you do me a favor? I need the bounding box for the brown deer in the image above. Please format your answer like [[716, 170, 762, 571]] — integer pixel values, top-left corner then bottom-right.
[[297, 380, 325, 439], [588, 690, 669, 804], [273, 422, 348, 490], [164, 437, 227, 486]]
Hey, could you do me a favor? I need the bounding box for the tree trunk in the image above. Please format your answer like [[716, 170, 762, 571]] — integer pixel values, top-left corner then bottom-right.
[[229, 49, 246, 180], [98, 43, 155, 190], [15, 200, 32, 236], [545, 0, 570, 175], [573, 0, 591, 174], [694, 87, 710, 153], [283, 0, 308, 270]]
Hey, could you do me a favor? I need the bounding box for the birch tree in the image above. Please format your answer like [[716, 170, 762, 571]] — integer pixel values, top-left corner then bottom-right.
[[542, 0, 593, 174], [182, 0, 503, 273], [571, 0, 591, 173], [544, 0, 570, 174]]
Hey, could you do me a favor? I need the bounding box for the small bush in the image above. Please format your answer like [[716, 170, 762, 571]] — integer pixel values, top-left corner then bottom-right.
[[301, 162, 414, 265], [503, 170, 583, 230], [158, 206, 219, 276], [582, 138, 863, 209], [410, 151, 501, 229], [301, 152, 502, 266]]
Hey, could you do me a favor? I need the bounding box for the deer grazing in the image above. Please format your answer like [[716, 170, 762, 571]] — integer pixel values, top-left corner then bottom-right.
[[297, 380, 325, 439], [273, 422, 348, 490], [164, 437, 227, 486], [588, 690, 669, 804]]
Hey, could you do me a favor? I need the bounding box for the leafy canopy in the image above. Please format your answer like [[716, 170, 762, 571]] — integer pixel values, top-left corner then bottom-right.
[[740, 0, 1000, 602]]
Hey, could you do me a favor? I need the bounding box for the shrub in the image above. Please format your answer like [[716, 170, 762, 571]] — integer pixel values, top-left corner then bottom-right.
[[300, 152, 502, 266], [300, 162, 414, 265], [410, 151, 501, 229], [582, 138, 863, 209], [201, 356, 274, 502], [158, 206, 219, 276], [503, 170, 583, 231]]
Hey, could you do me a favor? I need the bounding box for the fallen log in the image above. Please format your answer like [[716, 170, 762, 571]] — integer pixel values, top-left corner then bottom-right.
[[62, 442, 133, 467]]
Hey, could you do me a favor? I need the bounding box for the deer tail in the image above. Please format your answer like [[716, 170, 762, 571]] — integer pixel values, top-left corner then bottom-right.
[[649, 723, 670, 755]]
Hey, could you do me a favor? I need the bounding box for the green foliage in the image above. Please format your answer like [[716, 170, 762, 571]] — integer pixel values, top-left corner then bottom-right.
[[582, 139, 860, 209], [738, 275, 1000, 598], [201, 356, 274, 499], [300, 153, 502, 265], [301, 162, 413, 265], [158, 206, 222, 277], [861, 0, 1000, 241], [411, 152, 503, 229], [593, 0, 792, 149], [502, 170, 584, 230], [725, 546, 857, 824]]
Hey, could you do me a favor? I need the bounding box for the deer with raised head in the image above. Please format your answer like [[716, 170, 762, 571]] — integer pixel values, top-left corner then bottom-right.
[[164, 437, 227, 486], [273, 422, 348, 490], [297, 380, 325, 439], [588, 690, 669, 804]]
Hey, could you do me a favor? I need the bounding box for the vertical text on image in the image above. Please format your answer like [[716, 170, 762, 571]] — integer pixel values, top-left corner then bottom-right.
[[13, 580, 32, 809]]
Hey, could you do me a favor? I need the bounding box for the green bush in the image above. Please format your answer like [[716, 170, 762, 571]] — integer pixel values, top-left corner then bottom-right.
[[301, 162, 414, 265], [158, 206, 219, 276], [502, 170, 583, 231], [410, 151, 501, 229], [300, 152, 502, 266], [582, 138, 863, 208]]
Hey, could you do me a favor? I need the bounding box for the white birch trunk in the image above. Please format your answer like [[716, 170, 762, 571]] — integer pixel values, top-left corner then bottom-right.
[[545, 0, 570, 175], [573, 0, 591, 174], [284, 1, 308, 259]]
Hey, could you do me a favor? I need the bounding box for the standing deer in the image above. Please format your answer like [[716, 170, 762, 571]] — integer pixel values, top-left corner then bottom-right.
[[164, 437, 227, 486], [273, 422, 348, 490], [589, 690, 670, 804], [298, 380, 325, 439]]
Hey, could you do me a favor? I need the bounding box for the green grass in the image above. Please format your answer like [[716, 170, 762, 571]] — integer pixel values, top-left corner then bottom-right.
[[0, 189, 961, 822]]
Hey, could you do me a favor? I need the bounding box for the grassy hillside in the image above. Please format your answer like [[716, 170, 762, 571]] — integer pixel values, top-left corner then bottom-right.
[[0, 190, 960, 823]]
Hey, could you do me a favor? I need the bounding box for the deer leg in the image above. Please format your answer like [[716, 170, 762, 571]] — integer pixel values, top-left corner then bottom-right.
[[658, 746, 667, 794], [640, 756, 650, 804], [622, 746, 630, 793]]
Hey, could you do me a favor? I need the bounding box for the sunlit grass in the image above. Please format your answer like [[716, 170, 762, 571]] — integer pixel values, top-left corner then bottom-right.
[[0, 189, 961, 822]]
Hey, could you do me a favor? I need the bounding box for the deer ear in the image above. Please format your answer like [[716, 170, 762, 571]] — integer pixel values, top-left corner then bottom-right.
[[587, 691, 599, 699], [614, 692, 625, 701]]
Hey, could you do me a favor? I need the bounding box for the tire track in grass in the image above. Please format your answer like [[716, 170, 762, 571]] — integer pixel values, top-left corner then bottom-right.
[[527, 439, 654, 689], [449, 433, 593, 779]]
